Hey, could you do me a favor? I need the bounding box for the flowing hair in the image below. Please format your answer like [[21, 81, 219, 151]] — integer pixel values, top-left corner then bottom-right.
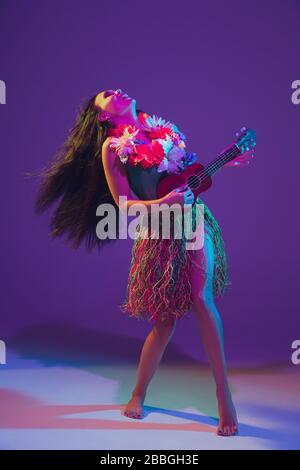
[[35, 94, 141, 251]]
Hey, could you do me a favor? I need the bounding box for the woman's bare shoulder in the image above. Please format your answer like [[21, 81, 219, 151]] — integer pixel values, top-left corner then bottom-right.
[[101, 137, 129, 178], [102, 137, 118, 158]]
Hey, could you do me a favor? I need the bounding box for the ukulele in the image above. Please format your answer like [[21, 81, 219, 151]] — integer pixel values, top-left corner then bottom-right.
[[157, 127, 256, 199]]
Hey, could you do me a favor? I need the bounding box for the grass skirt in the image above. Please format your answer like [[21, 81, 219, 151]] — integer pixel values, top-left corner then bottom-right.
[[120, 197, 229, 322]]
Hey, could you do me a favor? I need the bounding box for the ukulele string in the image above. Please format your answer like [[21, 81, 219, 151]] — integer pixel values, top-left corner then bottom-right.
[[186, 146, 240, 187], [186, 147, 239, 186]]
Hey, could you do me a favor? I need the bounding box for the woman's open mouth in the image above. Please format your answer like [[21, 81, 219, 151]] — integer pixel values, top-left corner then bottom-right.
[[114, 89, 131, 100], [121, 93, 131, 100]]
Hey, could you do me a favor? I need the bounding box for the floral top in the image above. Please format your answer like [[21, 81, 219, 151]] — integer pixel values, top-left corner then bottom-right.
[[107, 112, 197, 174]]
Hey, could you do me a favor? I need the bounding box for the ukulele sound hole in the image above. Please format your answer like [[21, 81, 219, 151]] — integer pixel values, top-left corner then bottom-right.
[[187, 175, 201, 189]]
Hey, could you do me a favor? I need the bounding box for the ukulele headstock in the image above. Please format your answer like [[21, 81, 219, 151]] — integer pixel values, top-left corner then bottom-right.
[[235, 127, 256, 154]]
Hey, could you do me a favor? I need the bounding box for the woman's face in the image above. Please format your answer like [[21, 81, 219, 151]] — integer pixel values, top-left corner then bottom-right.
[[94, 88, 135, 116]]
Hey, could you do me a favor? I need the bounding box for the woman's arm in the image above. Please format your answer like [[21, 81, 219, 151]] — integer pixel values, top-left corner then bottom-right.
[[101, 139, 189, 212]]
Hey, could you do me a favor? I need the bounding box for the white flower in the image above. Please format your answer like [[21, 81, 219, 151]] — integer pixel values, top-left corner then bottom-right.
[[109, 127, 139, 163], [156, 135, 173, 155], [156, 157, 168, 172], [141, 114, 174, 132], [157, 144, 186, 173]]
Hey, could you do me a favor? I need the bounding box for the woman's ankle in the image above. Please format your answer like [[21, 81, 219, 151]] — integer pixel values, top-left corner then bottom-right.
[[216, 382, 231, 398], [131, 390, 146, 401]]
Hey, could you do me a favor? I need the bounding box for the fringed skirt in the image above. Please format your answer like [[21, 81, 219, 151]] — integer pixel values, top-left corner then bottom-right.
[[120, 197, 229, 322]]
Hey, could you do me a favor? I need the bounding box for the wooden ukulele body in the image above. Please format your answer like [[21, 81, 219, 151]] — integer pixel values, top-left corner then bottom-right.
[[157, 163, 212, 199]]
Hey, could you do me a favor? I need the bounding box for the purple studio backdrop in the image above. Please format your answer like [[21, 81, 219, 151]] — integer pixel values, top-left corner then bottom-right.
[[0, 0, 299, 367]]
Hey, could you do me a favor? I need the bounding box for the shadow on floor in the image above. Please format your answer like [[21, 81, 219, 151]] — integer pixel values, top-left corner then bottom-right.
[[8, 322, 219, 417], [2, 388, 298, 448], [9, 323, 197, 367]]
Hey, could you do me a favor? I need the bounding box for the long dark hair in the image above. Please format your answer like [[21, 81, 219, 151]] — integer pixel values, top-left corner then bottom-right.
[[35, 95, 141, 251]]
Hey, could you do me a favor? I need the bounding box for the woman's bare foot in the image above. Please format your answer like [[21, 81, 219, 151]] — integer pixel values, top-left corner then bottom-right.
[[216, 386, 238, 436], [123, 394, 145, 419]]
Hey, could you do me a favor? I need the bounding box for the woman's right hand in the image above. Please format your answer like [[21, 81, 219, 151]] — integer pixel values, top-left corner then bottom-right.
[[161, 184, 195, 207]]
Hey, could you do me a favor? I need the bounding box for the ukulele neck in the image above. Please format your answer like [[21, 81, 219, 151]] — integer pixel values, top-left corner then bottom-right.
[[203, 144, 240, 177]]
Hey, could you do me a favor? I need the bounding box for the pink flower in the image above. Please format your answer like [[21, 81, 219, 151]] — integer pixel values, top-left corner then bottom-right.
[[129, 141, 165, 169], [109, 125, 139, 163], [107, 114, 188, 171]]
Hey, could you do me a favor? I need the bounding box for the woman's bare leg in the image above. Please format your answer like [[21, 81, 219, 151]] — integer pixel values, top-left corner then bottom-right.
[[123, 317, 176, 419], [191, 234, 238, 436]]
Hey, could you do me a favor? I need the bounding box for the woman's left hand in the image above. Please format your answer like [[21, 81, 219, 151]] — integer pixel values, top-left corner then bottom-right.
[[224, 148, 254, 167]]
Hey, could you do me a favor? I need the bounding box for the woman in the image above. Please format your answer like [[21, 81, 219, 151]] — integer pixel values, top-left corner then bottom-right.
[[36, 88, 248, 437]]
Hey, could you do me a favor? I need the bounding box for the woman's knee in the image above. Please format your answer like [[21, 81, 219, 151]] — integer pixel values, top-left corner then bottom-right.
[[191, 261, 215, 312], [192, 291, 215, 315], [153, 317, 177, 337]]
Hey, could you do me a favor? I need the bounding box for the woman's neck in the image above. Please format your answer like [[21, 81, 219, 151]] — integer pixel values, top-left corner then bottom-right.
[[111, 102, 141, 128]]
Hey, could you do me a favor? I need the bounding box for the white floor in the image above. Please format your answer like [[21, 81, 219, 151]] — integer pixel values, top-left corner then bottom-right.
[[0, 351, 299, 450]]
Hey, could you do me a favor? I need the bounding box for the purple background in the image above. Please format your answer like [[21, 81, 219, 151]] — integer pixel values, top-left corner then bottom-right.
[[0, 0, 299, 367]]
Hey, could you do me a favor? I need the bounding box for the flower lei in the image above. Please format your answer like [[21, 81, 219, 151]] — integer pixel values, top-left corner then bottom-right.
[[107, 112, 197, 172]]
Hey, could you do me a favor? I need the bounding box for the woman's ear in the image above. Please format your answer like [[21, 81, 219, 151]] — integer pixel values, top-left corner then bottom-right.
[[94, 93, 103, 111]]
